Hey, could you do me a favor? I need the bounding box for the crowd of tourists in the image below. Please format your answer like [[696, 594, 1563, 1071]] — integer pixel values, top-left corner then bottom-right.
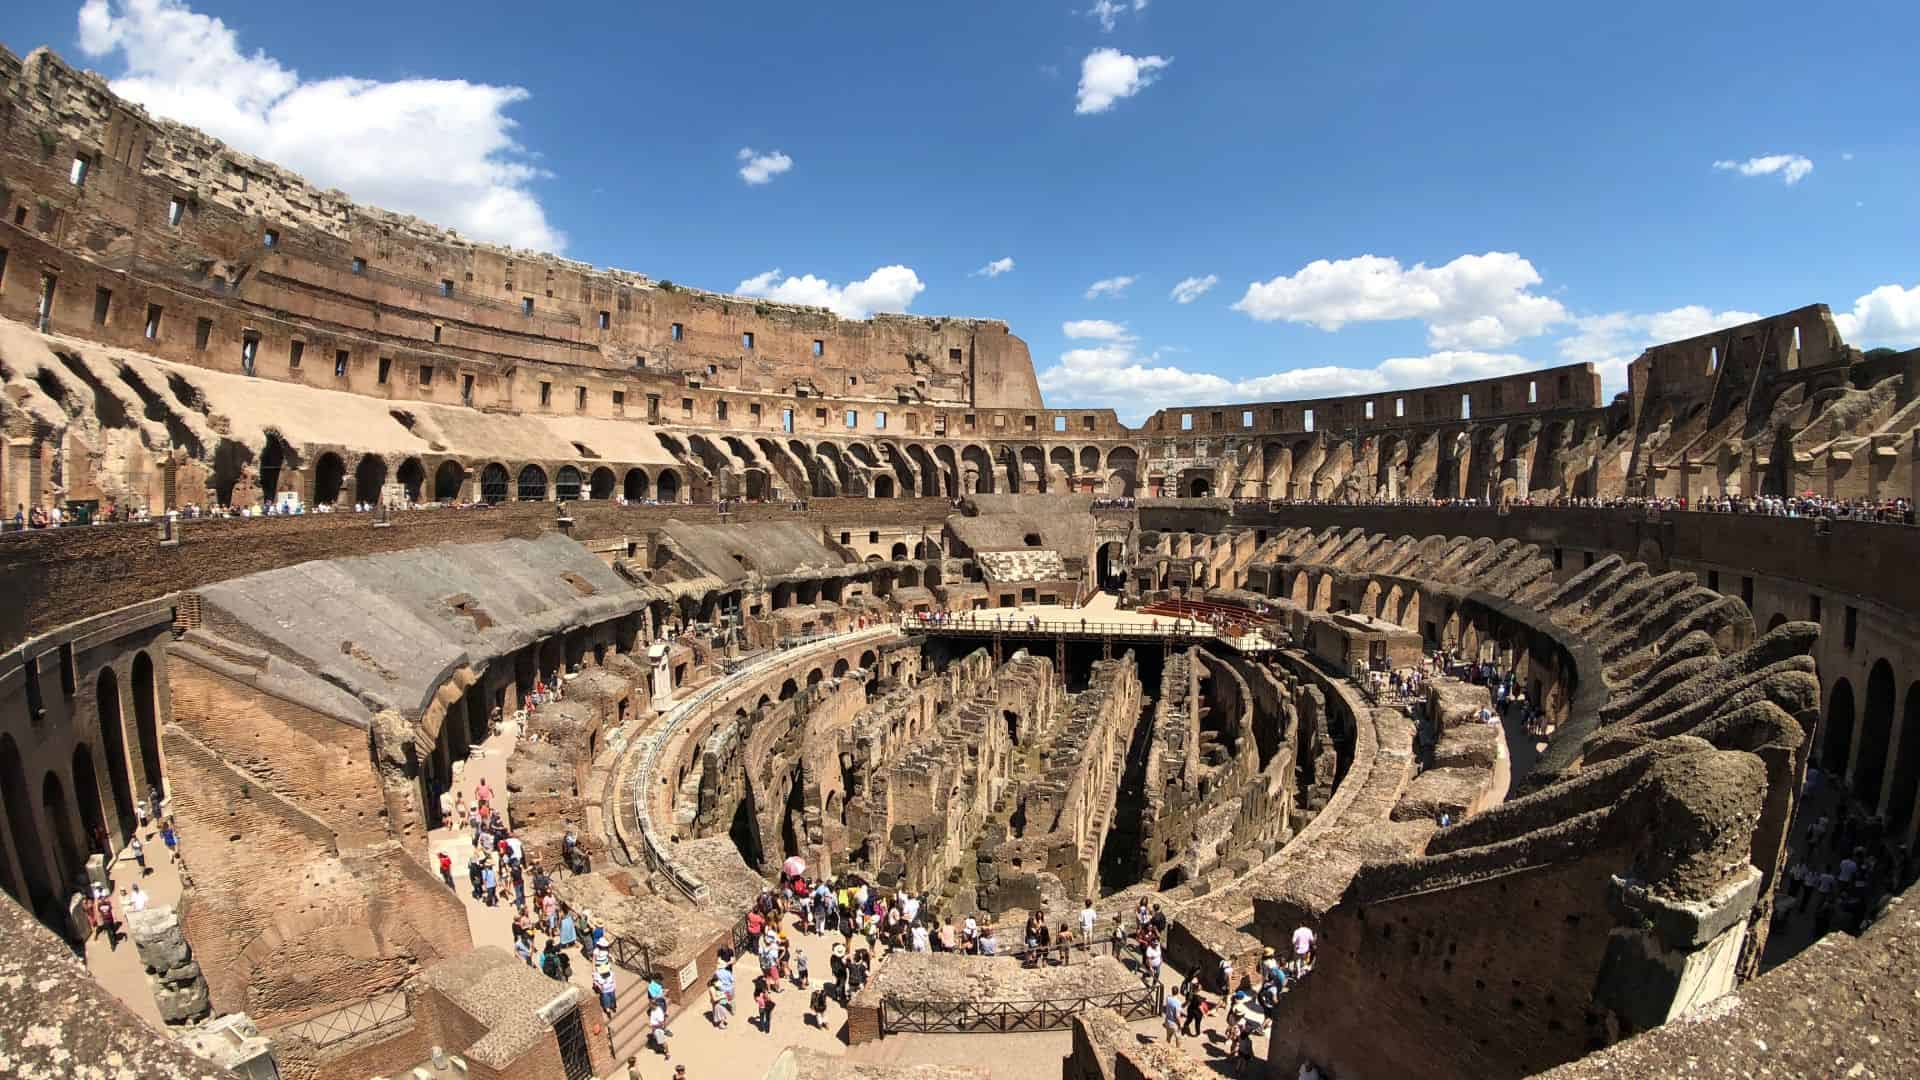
[[1258, 492, 1917, 525], [1782, 766, 1919, 939]]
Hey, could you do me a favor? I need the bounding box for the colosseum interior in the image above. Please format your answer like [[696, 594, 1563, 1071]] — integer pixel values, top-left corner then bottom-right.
[[3, 36, 1919, 1080]]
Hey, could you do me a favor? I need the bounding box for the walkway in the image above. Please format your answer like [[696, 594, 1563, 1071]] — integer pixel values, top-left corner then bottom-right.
[[82, 815, 187, 1033]]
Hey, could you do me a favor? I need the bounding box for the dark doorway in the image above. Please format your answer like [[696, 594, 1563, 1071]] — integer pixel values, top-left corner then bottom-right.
[[95, 668, 137, 840]]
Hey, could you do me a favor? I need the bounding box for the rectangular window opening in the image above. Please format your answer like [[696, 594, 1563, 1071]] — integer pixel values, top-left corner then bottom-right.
[[241, 332, 259, 376], [1180, 413, 1193, 431], [167, 197, 185, 227], [419, 364, 434, 387], [69, 156, 90, 186], [845, 410, 859, 428], [1844, 606, 1858, 650], [92, 286, 111, 325], [144, 304, 162, 340], [1364, 401, 1375, 420], [522, 297, 534, 315], [539, 381, 552, 407], [335, 350, 350, 378], [262, 229, 278, 248], [1528, 380, 1539, 404], [194, 317, 213, 351], [1054, 416, 1068, 432], [1243, 410, 1255, 427], [432, 324, 442, 344], [812, 340, 824, 357], [351, 257, 366, 275], [875, 410, 887, 430], [948, 347, 963, 361], [597, 310, 610, 330], [576, 386, 587, 410], [716, 400, 729, 421], [671, 323, 683, 342], [377, 356, 392, 384], [682, 397, 694, 418], [1460, 393, 1472, 420], [288, 340, 304, 369], [1304, 408, 1315, 432], [440, 279, 454, 297], [742, 332, 755, 349], [463, 374, 476, 404]]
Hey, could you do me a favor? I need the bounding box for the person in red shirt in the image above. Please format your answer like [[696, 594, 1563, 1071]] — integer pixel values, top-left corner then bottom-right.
[[474, 778, 494, 808]]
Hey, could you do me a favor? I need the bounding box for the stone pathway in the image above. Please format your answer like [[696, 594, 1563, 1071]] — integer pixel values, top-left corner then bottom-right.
[[82, 815, 188, 1033]]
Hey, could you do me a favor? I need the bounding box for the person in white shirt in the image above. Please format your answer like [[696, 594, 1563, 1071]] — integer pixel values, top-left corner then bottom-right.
[[126, 884, 149, 912], [1080, 899, 1098, 942], [911, 924, 930, 952], [1291, 924, 1316, 976]]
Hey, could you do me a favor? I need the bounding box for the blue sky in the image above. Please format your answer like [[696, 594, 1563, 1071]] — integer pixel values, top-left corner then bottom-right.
[[8, 1, 1919, 419]]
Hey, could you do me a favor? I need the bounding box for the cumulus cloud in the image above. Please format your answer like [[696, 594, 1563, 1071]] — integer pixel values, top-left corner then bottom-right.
[[76, 0, 563, 250], [1085, 275, 1137, 299], [1076, 48, 1171, 114], [1712, 154, 1813, 185], [971, 256, 1016, 278], [1232, 252, 1566, 348], [735, 266, 925, 320], [1087, 0, 1149, 32], [1063, 319, 1133, 341], [1555, 305, 1765, 397], [1037, 335, 1535, 423], [1170, 274, 1219, 304], [737, 148, 794, 185], [1833, 282, 1920, 347]]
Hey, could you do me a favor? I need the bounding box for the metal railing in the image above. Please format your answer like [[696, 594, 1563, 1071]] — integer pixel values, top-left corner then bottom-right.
[[901, 614, 1215, 640], [269, 990, 410, 1048], [880, 980, 1162, 1035]]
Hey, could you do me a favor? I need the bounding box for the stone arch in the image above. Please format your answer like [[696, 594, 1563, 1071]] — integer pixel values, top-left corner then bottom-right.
[[657, 468, 683, 503], [1888, 683, 1920, 835], [396, 457, 426, 503], [908, 444, 939, 497], [934, 445, 960, 496], [516, 464, 549, 501], [1080, 446, 1100, 472], [71, 744, 108, 864], [1858, 660, 1897, 802], [915, 538, 941, 559], [806, 668, 825, 689], [354, 454, 388, 504], [624, 468, 650, 501], [259, 433, 293, 503], [833, 658, 850, 679], [41, 771, 80, 901], [1049, 446, 1075, 485], [555, 465, 584, 501], [479, 462, 511, 504], [859, 650, 878, 670], [313, 451, 347, 506], [1766, 612, 1789, 633], [589, 467, 617, 500], [961, 445, 994, 495], [95, 667, 136, 838], [779, 679, 798, 701], [0, 734, 53, 917], [1184, 473, 1212, 498], [433, 460, 466, 502], [874, 475, 896, 499], [131, 652, 164, 793]]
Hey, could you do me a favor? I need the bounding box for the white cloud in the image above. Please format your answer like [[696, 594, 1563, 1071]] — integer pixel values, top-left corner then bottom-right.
[[1085, 275, 1137, 299], [1232, 252, 1566, 348], [1076, 48, 1171, 114], [1063, 319, 1133, 341], [1712, 154, 1813, 185], [1833, 283, 1920, 348], [76, 0, 563, 250], [1842, 152, 1855, 162], [1087, 0, 1149, 32], [737, 147, 794, 185], [1038, 335, 1535, 423], [1170, 274, 1219, 304], [972, 257, 1016, 278], [1555, 305, 1764, 397], [735, 266, 925, 320]]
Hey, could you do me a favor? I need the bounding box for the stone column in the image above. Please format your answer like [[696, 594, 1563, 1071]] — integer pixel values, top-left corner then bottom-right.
[[127, 905, 212, 1024]]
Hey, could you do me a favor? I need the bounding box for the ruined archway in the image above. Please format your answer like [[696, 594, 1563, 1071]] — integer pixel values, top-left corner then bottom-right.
[[41, 771, 80, 901], [479, 463, 511, 504], [624, 468, 650, 501], [555, 465, 583, 501], [434, 460, 466, 502], [354, 454, 388, 504], [517, 464, 549, 501], [657, 468, 682, 503], [313, 451, 346, 506], [396, 457, 426, 503], [131, 652, 164, 793], [1859, 660, 1896, 803], [95, 667, 136, 839], [589, 467, 617, 500], [0, 734, 53, 917]]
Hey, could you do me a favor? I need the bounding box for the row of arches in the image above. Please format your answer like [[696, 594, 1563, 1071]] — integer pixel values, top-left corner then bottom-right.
[[1822, 662, 1920, 839], [293, 453, 688, 506], [2, 653, 165, 927]]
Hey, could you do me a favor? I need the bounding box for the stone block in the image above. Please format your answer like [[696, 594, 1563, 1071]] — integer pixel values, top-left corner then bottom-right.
[[128, 905, 192, 971], [154, 978, 212, 1024]]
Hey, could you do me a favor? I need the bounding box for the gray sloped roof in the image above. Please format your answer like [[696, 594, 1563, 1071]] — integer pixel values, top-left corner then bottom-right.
[[196, 532, 641, 721]]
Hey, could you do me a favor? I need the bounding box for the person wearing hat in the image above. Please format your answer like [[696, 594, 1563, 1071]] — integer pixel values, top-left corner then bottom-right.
[[830, 940, 849, 1001]]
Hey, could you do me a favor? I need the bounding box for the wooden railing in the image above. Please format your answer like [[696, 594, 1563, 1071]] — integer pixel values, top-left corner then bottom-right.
[[880, 980, 1162, 1034]]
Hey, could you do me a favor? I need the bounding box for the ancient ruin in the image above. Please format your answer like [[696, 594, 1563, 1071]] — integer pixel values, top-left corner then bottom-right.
[[3, 34, 1919, 1080]]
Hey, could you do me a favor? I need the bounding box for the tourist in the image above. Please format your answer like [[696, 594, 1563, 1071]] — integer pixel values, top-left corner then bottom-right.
[[162, 818, 180, 863], [708, 975, 732, 1028], [96, 891, 119, 949], [1181, 975, 1205, 1037], [830, 941, 848, 999], [807, 983, 829, 1028], [1142, 937, 1162, 984], [438, 851, 455, 889], [482, 861, 499, 907], [1290, 923, 1317, 977], [1162, 984, 1185, 1046], [1055, 922, 1074, 965], [1080, 898, 1098, 944], [650, 997, 673, 1055], [594, 963, 618, 1017], [126, 883, 149, 913], [753, 975, 776, 1033]]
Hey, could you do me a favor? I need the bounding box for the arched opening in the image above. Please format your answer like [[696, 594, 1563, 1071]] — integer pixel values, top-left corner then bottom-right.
[[1766, 612, 1788, 633], [131, 652, 164, 795], [778, 678, 798, 701], [874, 475, 895, 498], [1004, 709, 1020, 745], [95, 668, 136, 839], [396, 457, 426, 503], [354, 454, 388, 504], [1096, 541, 1126, 592], [1887, 683, 1920, 834], [624, 468, 650, 501], [41, 771, 79, 901], [517, 464, 549, 501], [891, 542, 909, 560], [657, 469, 682, 503], [555, 465, 583, 501], [833, 658, 850, 679], [1859, 660, 1897, 804], [859, 650, 877, 670], [1185, 475, 1212, 498], [0, 735, 54, 917], [479, 463, 511, 504], [433, 460, 466, 502], [313, 451, 346, 506], [1824, 679, 1856, 774], [259, 434, 289, 503], [71, 745, 108, 865], [806, 668, 824, 689], [589, 467, 617, 500]]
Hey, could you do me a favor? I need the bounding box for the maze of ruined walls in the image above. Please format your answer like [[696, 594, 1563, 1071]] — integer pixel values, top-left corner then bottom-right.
[[974, 655, 1140, 914]]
